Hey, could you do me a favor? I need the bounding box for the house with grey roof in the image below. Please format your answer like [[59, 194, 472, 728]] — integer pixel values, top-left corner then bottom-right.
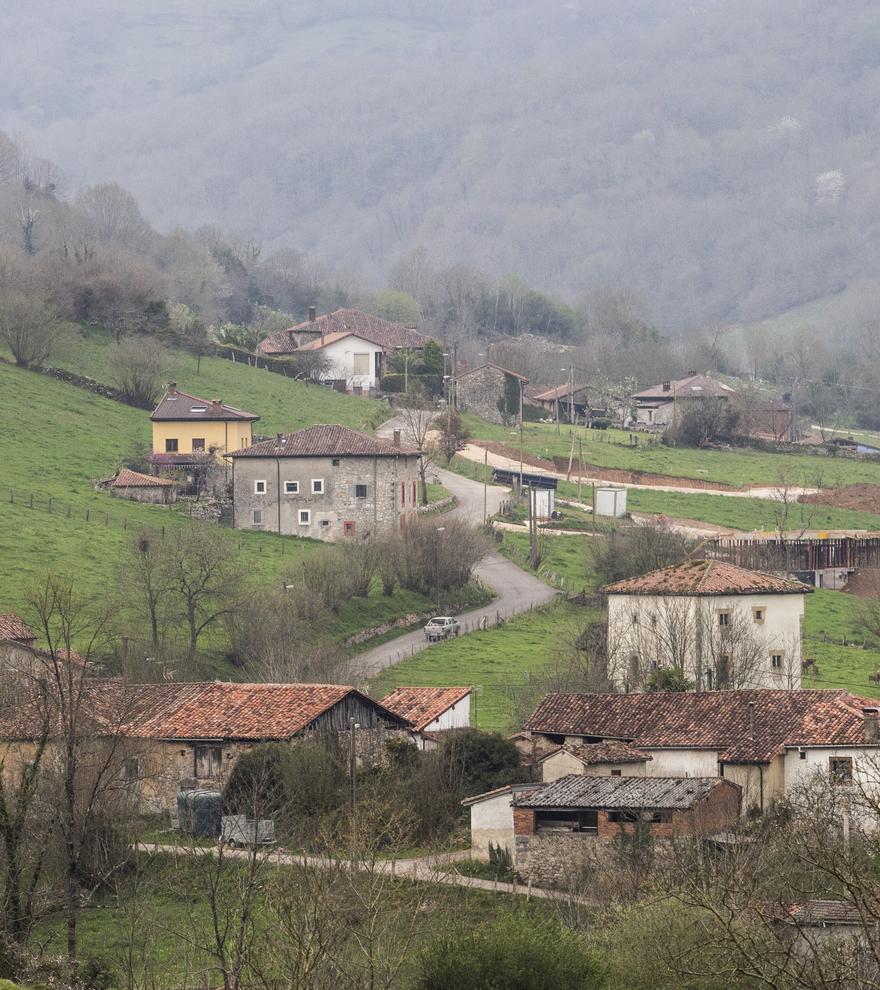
[[226, 425, 420, 540], [630, 372, 735, 429]]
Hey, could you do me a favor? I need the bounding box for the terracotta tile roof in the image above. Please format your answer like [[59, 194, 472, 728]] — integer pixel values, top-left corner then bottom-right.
[[0, 614, 35, 642], [602, 559, 812, 597], [0, 681, 410, 742], [227, 425, 418, 459], [456, 363, 529, 382], [111, 469, 173, 488], [379, 686, 471, 732], [514, 774, 731, 810], [539, 741, 652, 766], [633, 374, 736, 401], [530, 383, 591, 402], [151, 386, 259, 422], [787, 900, 871, 927], [523, 689, 880, 763], [260, 309, 432, 355]]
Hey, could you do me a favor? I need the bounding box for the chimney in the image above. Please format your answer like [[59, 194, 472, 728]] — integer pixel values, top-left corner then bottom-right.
[[308, 306, 317, 323], [662, 381, 671, 392], [168, 381, 177, 393], [392, 429, 401, 448], [212, 398, 222, 409], [747, 700, 756, 738], [864, 708, 879, 743]]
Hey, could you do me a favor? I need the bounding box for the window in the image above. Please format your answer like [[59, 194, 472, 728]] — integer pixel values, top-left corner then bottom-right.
[[284, 480, 299, 494], [771, 653, 783, 670], [535, 809, 598, 834], [195, 746, 222, 779], [830, 757, 853, 783], [192, 438, 206, 451], [299, 509, 311, 526], [320, 519, 331, 528], [401, 481, 406, 506], [355, 483, 368, 498], [718, 610, 730, 627], [799, 749, 807, 761], [344, 520, 356, 537], [254, 480, 267, 494], [311, 479, 324, 494], [412, 480, 417, 504], [332, 458, 340, 467], [165, 438, 179, 452], [252, 510, 262, 527], [610, 769, 622, 777], [631, 613, 639, 625], [753, 606, 765, 624], [122, 757, 140, 781], [353, 352, 370, 376]]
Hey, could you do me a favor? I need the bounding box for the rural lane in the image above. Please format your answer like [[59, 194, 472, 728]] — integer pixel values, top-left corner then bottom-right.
[[345, 419, 557, 682]]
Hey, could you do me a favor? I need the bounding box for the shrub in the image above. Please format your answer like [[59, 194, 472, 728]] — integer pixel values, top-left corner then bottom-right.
[[417, 913, 607, 990], [440, 729, 529, 798]]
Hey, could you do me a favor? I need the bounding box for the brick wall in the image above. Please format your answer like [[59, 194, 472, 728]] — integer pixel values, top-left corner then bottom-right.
[[513, 807, 536, 836]]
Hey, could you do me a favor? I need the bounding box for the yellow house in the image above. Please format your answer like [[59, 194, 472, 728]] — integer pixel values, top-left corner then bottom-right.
[[150, 383, 259, 461]]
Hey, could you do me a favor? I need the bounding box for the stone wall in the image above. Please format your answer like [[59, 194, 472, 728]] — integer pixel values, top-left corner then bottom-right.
[[457, 366, 520, 426], [232, 452, 420, 540]]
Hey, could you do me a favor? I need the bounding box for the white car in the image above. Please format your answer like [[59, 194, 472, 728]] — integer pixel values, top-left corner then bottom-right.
[[424, 616, 460, 642]]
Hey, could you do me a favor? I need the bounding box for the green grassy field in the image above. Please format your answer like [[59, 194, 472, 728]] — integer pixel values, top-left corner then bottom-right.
[[801, 588, 880, 695], [0, 360, 463, 667], [463, 416, 880, 489], [496, 532, 596, 592], [370, 600, 594, 731]]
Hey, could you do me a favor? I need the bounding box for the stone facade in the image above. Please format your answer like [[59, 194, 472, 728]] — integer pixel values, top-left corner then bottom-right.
[[456, 364, 526, 426], [231, 451, 420, 541]]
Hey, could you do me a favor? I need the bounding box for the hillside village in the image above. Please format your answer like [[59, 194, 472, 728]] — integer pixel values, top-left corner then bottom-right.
[[5, 27, 880, 988]]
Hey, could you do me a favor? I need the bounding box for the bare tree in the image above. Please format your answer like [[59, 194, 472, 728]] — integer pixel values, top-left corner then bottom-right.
[[433, 408, 470, 463], [396, 395, 437, 505], [121, 530, 174, 659], [108, 337, 168, 408], [0, 291, 61, 367]]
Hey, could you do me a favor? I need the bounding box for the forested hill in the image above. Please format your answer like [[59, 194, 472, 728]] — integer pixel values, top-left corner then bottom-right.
[[4, 0, 880, 329]]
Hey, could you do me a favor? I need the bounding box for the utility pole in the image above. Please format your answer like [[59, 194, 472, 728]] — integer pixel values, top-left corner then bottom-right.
[[349, 717, 358, 874], [519, 379, 524, 491], [483, 447, 488, 523], [569, 364, 575, 432], [434, 526, 445, 611]]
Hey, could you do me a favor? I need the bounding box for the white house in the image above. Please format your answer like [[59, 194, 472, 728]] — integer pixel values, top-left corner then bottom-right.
[[461, 782, 540, 858], [520, 688, 880, 814], [379, 686, 471, 749], [603, 559, 811, 691], [297, 331, 385, 392]]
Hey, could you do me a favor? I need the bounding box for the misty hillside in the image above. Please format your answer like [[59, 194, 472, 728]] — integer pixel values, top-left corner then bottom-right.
[[4, 0, 880, 328]]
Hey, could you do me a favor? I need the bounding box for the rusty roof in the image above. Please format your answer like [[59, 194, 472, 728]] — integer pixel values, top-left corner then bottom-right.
[[260, 309, 432, 355], [787, 900, 872, 927], [112, 469, 173, 488], [530, 383, 591, 402], [150, 386, 259, 422], [227, 425, 418, 459], [523, 689, 880, 763], [514, 774, 731, 810], [539, 741, 652, 766], [379, 686, 471, 732], [0, 614, 35, 642], [602, 559, 812, 597]]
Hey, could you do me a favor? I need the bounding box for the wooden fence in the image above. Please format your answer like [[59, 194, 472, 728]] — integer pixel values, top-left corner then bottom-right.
[[706, 536, 880, 572]]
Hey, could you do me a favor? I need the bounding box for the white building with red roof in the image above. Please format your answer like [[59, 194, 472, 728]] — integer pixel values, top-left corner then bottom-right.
[[379, 686, 471, 748], [603, 559, 811, 691]]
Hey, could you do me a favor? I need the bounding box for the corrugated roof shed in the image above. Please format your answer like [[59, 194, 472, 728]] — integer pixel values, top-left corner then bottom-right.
[[514, 774, 724, 809]]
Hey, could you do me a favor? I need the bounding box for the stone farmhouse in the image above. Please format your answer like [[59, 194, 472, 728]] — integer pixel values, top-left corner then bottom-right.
[[511, 775, 741, 886], [603, 559, 811, 690], [259, 308, 433, 393], [109, 468, 176, 504], [630, 372, 735, 429], [0, 680, 412, 812], [150, 383, 259, 474], [379, 686, 471, 749], [455, 363, 528, 425], [519, 688, 880, 813], [226, 424, 420, 540]]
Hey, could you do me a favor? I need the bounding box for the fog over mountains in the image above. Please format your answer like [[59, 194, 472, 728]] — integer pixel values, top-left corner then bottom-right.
[[4, 0, 880, 329]]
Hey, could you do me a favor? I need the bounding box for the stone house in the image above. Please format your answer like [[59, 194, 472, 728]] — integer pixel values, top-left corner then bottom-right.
[[226, 424, 420, 541], [259, 308, 433, 393], [527, 383, 592, 423], [539, 741, 652, 782], [0, 680, 412, 813], [455, 364, 529, 425], [520, 688, 880, 813], [512, 774, 741, 886], [379, 686, 471, 749], [110, 468, 176, 504], [603, 559, 811, 690], [630, 372, 735, 429]]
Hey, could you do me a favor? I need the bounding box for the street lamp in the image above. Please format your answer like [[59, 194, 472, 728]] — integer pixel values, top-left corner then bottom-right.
[[434, 526, 446, 612]]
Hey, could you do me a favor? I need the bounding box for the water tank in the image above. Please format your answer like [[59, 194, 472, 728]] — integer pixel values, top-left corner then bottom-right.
[[177, 790, 223, 838], [594, 486, 628, 517]]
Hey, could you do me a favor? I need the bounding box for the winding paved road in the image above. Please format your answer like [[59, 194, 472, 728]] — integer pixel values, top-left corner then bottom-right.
[[346, 420, 557, 682]]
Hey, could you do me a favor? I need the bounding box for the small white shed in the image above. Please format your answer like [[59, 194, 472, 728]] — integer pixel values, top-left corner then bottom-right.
[[594, 486, 628, 517], [461, 782, 540, 859]]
